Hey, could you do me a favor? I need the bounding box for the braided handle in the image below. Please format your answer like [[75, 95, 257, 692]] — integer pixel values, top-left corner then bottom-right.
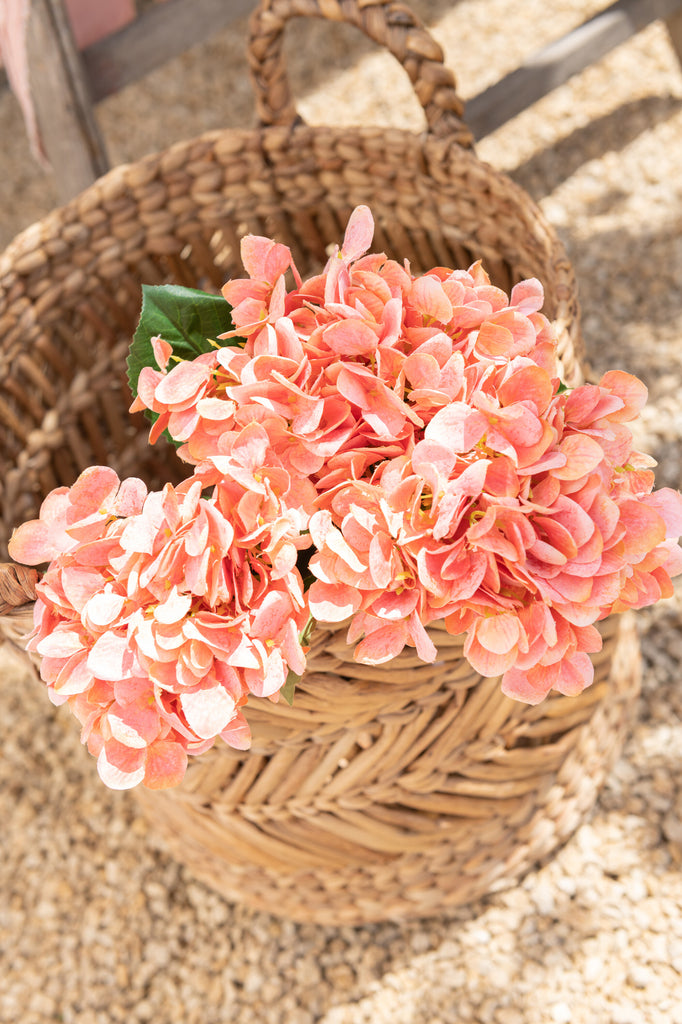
[[0, 563, 38, 615], [248, 0, 473, 147]]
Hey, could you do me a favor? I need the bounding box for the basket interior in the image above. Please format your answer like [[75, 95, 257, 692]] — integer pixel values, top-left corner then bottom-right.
[[0, 126, 578, 557]]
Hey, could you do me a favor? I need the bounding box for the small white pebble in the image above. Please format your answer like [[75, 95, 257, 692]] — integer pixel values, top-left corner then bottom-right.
[[557, 876, 577, 897], [551, 1002, 572, 1024], [612, 1005, 645, 1024], [628, 965, 653, 989], [626, 876, 649, 903], [583, 956, 604, 983]]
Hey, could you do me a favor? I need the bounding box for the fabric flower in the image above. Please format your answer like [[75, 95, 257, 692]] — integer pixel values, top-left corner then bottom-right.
[[11, 469, 309, 790], [10, 204, 682, 791]]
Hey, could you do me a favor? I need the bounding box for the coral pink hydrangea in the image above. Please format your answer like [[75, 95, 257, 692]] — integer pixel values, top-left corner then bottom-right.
[[9, 467, 309, 790], [9, 205, 682, 789]]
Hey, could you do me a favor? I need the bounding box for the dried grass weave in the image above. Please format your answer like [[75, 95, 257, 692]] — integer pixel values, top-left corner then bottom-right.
[[0, 0, 637, 924]]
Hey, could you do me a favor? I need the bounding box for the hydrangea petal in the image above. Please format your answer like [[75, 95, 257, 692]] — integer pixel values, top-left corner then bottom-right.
[[87, 631, 130, 681], [425, 402, 487, 453], [155, 588, 193, 624], [246, 648, 286, 698], [510, 277, 544, 313], [599, 370, 647, 421], [69, 466, 120, 515], [9, 519, 61, 565], [84, 588, 125, 628], [323, 318, 379, 355], [500, 667, 553, 705], [37, 629, 85, 659], [308, 581, 362, 622], [155, 361, 212, 405], [340, 204, 374, 262], [618, 500, 666, 562], [220, 711, 252, 751], [143, 740, 188, 789], [180, 686, 236, 740], [107, 713, 148, 749], [642, 488, 682, 539], [475, 613, 521, 655], [97, 747, 146, 790], [553, 652, 594, 697], [52, 651, 94, 696], [553, 434, 604, 481], [407, 613, 438, 663], [411, 276, 453, 324], [353, 622, 408, 665]]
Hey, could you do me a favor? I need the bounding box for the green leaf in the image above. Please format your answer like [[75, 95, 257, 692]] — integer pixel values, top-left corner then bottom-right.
[[280, 615, 316, 706], [557, 380, 570, 394], [299, 614, 316, 647], [280, 671, 299, 707], [126, 284, 235, 399]]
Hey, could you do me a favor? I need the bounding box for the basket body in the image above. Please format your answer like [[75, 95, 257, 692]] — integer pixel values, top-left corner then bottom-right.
[[0, 114, 636, 924], [135, 614, 638, 925]]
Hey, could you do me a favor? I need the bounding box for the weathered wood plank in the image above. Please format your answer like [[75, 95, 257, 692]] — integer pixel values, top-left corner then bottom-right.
[[25, 0, 109, 200], [466, 0, 682, 139], [82, 0, 257, 102]]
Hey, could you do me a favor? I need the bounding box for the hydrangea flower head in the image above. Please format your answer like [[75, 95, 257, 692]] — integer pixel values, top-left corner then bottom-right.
[[10, 206, 682, 788]]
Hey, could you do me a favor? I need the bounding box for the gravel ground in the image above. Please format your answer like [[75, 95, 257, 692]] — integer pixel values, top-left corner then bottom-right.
[[2, 2, 682, 1022]]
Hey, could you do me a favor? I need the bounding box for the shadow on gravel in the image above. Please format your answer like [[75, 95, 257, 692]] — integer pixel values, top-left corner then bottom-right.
[[508, 93, 682, 200]]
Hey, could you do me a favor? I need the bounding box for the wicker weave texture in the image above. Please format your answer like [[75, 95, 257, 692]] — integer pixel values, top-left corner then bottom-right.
[[0, 605, 640, 925], [133, 614, 639, 924], [0, 0, 626, 925]]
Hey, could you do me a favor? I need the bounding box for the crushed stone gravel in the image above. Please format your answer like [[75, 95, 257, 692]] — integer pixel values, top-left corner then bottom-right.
[[2, 2, 682, 1021]]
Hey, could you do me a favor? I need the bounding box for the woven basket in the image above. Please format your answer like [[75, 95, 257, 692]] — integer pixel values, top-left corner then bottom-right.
[[0, 0, 639, 925]]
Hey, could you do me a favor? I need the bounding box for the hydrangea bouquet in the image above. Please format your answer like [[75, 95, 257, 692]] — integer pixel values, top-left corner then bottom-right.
[[9, 206, 682, 792]]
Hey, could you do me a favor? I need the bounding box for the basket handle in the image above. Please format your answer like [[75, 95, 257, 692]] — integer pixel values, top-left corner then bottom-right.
[[248, 0, 474, 147], [0, 563, 39, 614]]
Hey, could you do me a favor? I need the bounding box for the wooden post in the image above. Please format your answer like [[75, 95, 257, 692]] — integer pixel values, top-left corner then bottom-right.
[[25, 0, 109, 202], [82, 0, 256, 102], [466, 0, 682, 140]]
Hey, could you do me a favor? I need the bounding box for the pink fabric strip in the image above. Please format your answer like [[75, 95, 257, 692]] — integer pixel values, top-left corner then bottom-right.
[[0, 0, 135, 168], [0, 0, 47, 163]]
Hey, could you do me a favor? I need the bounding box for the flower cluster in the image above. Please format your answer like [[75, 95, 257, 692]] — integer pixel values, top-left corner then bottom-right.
[[10, 205, 682, 789], [9, 466, 309, 789]]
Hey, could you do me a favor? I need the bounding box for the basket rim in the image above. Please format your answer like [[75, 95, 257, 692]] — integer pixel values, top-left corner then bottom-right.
[[2, 121, 557, 268]]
